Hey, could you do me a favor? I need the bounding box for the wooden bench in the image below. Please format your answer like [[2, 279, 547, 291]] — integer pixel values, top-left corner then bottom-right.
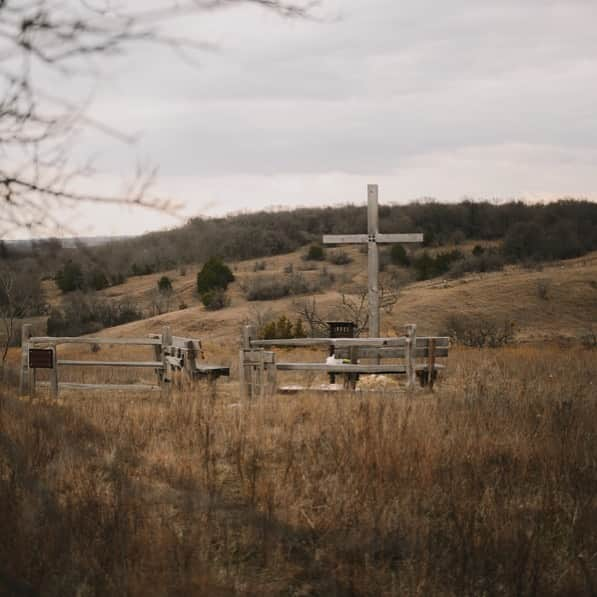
[[22, 326, 230, 398], [239, 324, 449, 398]]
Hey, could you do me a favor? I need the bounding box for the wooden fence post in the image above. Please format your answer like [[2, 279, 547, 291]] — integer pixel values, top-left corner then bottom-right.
[[427, 338, 436, 391], [241, 325, 256, 400], [405, 324, 417, 390], [239, 348, 246, 401], [161, 326, 172, 396], [266, 352, 277, 397], [153, 335, 163, 386], [19, 324, 31, 396], [50, 345, 59, 399], [258, 349, 265, 400]]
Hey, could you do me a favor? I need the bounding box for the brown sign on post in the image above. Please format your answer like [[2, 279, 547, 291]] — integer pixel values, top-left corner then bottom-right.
[[29, 348, 54, 369]]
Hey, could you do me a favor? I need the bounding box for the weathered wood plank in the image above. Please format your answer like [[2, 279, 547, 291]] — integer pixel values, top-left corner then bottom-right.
[[30, 336, 162, 346], [50, 347, 58, 398], [279, 384, 345, 394], [368, 184, 380, 338], [37, 382, 160, 392], [57, 360, 163, 368], [335, 346, 449, 359], [376, 233, 424, 244], [276, 362, 408, 373], [323, 234, 368, 244], [242, 350, 276, 364], [276, 362, 445, 373], [170, 336, 201, 351], [416, 337, 450, 348], [251, 337, 409, 348], [195, 366, 230, 375]]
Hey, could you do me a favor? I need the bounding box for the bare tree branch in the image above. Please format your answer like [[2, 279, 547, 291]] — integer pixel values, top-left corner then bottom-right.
[[0, 0, 312, 237]]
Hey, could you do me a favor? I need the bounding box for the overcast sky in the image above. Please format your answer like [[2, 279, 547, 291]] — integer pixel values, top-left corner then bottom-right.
[[57, 0, 597, 237]]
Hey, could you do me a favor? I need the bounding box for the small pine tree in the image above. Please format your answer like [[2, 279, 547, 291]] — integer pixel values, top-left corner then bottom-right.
[[197, 257, 234, 295], [390, 244, 410, 266], [88, 269, 109, 291], [293, 318, 306, 338], [305, 244, 325, 261], [157, 276, 173, 293], [55, 261, 84, 293]]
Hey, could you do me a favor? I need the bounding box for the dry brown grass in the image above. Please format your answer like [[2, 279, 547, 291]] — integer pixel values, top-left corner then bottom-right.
[[41, 249, 595, 350], [1, 345, 596, 596]]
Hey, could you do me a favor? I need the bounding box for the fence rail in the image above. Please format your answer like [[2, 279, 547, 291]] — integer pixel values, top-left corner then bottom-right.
[[19, 324, 228, 398], [239, 324, 449, 399]]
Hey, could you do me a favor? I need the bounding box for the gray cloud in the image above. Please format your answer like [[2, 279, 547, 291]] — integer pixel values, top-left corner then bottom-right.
[[49, 0, 597, 234]]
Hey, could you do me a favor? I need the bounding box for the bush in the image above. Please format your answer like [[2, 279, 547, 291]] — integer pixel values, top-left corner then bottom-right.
[[244, 272, 311, 301], [87, 269, 109, 291], [47, 293, 143, 336], [110, 272, 127, 286], [448, 251, 505, 278], [261, 316, 306, 339], [55, 261, 84, 293], [412, 250, 463, 281], [196, 257, 234, 294], [304, 244, 325, 261], [390, 244, 410, 266], [130, 262, 156, 276], [157, 276, 173, 293], [442, 314, 516, 348], [245, 276, 292, 301], [503, 220, 584, 263], [327, 251, 352, 265], [253, 260, 266, 272], [472, 244, 485, 257], [201, 288, 230, 311]]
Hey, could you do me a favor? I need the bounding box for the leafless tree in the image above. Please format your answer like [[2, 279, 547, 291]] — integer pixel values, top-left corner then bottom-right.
[[292, 296, 327, 336], [293, 283, 398, 337], [0, 268, 43, 370], [0, 0, 313, 237]]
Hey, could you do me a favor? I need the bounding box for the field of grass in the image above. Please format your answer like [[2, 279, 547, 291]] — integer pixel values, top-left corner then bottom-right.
[[1, 344, 596, 596], [46, 249, 596, 346]]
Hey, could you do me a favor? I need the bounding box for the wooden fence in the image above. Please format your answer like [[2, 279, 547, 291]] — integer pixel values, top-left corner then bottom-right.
[[20, 324, 229, 398], [239, 324, 450, 399]]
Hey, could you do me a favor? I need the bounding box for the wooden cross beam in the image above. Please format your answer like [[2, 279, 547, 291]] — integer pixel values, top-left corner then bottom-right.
[[323, 184, 423, 337]]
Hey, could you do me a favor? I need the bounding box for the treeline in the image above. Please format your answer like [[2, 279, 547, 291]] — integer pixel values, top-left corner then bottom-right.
[[1, 199, 596, 285], [91, 199, 597, 273]]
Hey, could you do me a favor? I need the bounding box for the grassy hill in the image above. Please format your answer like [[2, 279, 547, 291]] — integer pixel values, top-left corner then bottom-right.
[[67, 247, 597, 356]]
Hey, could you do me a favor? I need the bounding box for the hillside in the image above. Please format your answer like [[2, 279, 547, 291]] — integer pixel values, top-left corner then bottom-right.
[[78, 248, 597, 356]]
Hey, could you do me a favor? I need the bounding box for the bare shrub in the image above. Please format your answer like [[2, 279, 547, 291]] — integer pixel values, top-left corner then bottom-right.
[[581, 327, 597, 349], [244, 273, 311, 301], [443, 313, 516, 347], [327, 250, 352, 265], [448, 251, 505, 278], [253, 260, 267, 272]]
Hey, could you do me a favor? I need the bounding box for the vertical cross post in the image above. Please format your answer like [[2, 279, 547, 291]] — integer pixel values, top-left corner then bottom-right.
[[367, 184, 380, 338], [323, 185, 423, 338]]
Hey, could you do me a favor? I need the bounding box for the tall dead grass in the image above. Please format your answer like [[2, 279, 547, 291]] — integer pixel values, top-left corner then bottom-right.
[[1, 345, 596, 595]]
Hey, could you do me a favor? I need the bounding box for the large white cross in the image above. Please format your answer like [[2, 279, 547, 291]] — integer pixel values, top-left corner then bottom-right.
[[323, 184, 423, 337]]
